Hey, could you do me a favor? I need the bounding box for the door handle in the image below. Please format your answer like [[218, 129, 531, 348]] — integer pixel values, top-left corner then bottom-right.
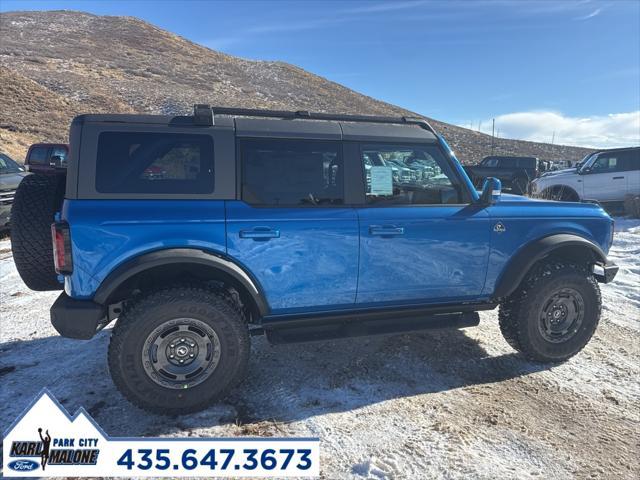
[[613, 176, 625, 180], [239, 227, 280, 240], [369, 225, 405, 236]]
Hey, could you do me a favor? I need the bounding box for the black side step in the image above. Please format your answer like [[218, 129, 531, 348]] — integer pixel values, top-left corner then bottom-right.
[[264, 311, 480, 345]]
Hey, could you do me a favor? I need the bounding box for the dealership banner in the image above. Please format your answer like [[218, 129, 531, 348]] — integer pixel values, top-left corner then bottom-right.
[[3, 389, 319, 477]]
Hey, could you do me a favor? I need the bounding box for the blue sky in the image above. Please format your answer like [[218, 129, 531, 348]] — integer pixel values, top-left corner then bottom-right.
[[2, 0, 639, 147]]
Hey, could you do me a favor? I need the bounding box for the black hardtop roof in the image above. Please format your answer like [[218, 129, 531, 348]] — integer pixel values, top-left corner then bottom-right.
[[592, 146, 639, 154], [482, 155, 538, 161], [72, 105, 439, 143]]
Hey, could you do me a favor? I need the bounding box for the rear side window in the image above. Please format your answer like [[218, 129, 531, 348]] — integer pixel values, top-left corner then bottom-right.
[[620, 150, 640, 172], [499, 158, 517, 168], [241, 138, 344, 206], [28, 147, 49, 165], [95, 132, 214, 194]]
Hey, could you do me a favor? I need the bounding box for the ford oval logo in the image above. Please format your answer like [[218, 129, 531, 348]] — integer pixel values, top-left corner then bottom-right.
[[8, 459, 39, 471]]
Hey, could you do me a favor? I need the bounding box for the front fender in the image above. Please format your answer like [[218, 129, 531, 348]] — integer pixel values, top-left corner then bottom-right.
[[492, 234, 607, 299]]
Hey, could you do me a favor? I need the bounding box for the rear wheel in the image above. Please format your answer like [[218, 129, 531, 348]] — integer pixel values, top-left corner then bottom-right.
[[499, 261, 601, 363], [108, 286, 250, 414], [10, 174, 66, 290]]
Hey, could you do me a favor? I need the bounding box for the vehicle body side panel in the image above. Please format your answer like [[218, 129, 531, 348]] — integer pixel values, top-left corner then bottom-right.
[[61, 199, 227, 299], [356, 205, 491, 304], [482, 197, 613, 296], [225, 200, 359, 313]]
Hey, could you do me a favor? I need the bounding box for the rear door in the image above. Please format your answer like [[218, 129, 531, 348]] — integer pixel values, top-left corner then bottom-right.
[[621, 149, 640, 196], [582, 152, 627, 202], [355, 142, 491, 305], [226, 137, 359, 314]]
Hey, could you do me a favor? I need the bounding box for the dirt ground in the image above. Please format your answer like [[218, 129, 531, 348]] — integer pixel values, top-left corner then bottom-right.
[[1, 220, 638, 479]]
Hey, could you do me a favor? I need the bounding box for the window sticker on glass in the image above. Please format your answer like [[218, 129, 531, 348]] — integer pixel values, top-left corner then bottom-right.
[[370, 166, 393, 195]]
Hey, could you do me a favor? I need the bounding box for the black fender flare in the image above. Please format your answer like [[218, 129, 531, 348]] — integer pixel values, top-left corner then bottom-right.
[[93, 248, 270, 317], [493, 234, 607, 299]]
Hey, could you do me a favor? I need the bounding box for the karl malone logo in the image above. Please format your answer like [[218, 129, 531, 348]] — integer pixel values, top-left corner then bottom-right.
[[4, 389, 103, 475], [9, 427, 99, 471]]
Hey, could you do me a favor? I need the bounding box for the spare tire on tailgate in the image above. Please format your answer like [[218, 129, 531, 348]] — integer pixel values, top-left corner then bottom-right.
[[11, 174, 66, 291]]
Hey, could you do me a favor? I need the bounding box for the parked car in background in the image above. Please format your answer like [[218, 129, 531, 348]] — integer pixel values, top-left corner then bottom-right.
[[530, 146, 640, 204], [464, 155, 549, 195], [25, 143, 69, 174], [0, 153, 28, 231]]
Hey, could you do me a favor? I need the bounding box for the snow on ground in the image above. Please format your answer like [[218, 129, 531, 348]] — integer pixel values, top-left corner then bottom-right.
[[1, 220, 639, 479]]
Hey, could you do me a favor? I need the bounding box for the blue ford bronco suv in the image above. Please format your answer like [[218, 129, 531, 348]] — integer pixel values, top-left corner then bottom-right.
[[11, 106, 619, 414]]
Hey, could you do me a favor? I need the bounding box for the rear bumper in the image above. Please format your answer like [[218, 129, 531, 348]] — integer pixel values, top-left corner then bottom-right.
[[593, 262, 619, 284], [50, 293, 106, 339]]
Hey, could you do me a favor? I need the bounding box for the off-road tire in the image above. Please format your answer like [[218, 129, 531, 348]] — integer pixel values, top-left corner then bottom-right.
[[10, 174, 66, 291], [499, 261, 601, 363], [108, 285, 250, 414]]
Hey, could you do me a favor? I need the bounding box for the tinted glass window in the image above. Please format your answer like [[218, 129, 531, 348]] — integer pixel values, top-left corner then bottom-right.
[[482, 158, 498, 167], [95, 132, 214, 194], [241, 139, 343, 206], [0, 154, 24, 174], [362, 144, 465, 205], [28, 147, 49, 165], [620, 150, 640, 172], [518, 158, 536, 168], [499, 158, 517, 168], [590, 154, 621, 172]]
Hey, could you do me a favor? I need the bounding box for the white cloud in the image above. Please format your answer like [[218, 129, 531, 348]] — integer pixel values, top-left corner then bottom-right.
[[465, 111, 640, 148], [574, 7, 602, 21]]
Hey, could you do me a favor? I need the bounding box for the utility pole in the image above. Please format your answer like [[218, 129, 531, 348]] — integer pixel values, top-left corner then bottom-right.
[[478, 120, 482, 132], [551, 131, 555, 144], [491, 118, 495, 155]]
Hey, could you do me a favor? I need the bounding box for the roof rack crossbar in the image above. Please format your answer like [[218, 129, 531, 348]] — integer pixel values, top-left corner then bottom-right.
[[196, 105, 437, 135]]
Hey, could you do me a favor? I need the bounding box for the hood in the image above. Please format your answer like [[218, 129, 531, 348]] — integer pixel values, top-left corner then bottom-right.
[[499, 193, 541, 202], [541, 168, 577, 178], [0, 172, 28, 189]]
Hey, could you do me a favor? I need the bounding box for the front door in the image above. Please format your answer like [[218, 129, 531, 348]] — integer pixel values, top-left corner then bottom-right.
[[355, 143, 491, 305], [582, 152, 628, 202], [226, 138, 359, 314]]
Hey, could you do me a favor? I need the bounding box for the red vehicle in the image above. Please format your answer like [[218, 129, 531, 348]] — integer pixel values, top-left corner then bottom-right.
[[25, 143, 69, 174]]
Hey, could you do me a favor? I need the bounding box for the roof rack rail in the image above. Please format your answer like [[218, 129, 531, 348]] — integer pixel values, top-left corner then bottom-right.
[[192, 105, 437, 135]]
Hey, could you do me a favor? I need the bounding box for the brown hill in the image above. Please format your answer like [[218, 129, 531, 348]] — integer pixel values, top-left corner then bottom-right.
[[0, 10, 593, 163]]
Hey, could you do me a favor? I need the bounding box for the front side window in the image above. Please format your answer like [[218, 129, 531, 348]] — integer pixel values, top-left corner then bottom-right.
[[241, 139, 343, 206], [95, 132, 214, 194], [589, 154, 620, 173], [361, 144, 466, 205]]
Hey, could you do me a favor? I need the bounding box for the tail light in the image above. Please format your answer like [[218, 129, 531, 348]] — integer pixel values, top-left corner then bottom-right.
[[51, 222, 73, 274]]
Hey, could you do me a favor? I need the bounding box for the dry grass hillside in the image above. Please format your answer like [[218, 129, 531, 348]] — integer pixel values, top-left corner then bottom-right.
[[1, 10, 593, 162]]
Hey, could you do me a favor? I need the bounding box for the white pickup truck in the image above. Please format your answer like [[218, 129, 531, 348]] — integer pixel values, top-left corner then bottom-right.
[[530, 147, 640, 203]]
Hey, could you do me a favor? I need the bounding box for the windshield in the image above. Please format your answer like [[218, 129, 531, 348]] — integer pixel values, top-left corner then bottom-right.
[[577, 153, 596, 172], [0, 154, 24, 174]]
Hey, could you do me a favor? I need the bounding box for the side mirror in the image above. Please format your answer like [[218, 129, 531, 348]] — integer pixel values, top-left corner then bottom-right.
[[480, 177, 502, 205]]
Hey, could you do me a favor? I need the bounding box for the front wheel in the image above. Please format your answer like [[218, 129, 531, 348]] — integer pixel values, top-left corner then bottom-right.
[[499, 261, 601, 363], [108, 286, 250, 414]]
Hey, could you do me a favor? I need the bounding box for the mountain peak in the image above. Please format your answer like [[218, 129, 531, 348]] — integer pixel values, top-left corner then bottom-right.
[[0, 10, 592, 162]]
